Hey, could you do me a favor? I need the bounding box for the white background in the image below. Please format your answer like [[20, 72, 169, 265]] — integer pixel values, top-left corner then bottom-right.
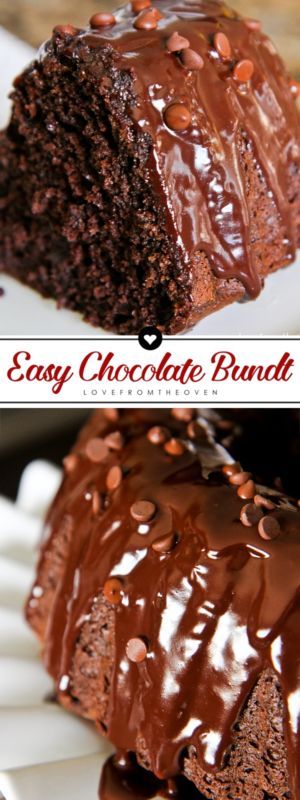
[[0, 337, 299, 406]]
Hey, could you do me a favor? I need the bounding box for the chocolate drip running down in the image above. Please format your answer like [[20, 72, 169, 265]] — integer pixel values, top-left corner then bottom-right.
[[66, 0, 299, 299], [99, 751, 204, 799], [25, 410, 300, 800]]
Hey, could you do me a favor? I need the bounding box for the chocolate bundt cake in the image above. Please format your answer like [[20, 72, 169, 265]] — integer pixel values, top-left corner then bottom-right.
[[25, 409, 300, 800], [1, 2, 300, 334]]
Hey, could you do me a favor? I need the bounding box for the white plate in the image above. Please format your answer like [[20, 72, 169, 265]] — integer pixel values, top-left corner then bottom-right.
[[0, 461, 114, 800], [0, 25, 299, 337]]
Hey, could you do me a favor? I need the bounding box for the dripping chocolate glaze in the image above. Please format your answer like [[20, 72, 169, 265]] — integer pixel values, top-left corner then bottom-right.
[[99, 751, 204, 799], [49, 0, 300, 300], [26, 410, 300, 799]]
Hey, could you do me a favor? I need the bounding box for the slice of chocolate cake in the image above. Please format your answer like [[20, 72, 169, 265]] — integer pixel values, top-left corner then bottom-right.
[[0, 1, 299, 333], [25, 409, 300, 800]]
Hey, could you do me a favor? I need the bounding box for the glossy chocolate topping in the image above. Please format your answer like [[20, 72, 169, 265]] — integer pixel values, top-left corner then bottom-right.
[[49, 0, 300, 298], [99, 751, 202, 799], [27, 410, 300, 799]]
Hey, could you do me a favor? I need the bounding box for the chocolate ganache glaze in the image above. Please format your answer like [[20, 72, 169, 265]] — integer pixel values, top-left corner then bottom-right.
[[99, 750, 203, 799], [62, 0, 300, 299], [2, 0, 299, 334], [26, 410, 300, 799]]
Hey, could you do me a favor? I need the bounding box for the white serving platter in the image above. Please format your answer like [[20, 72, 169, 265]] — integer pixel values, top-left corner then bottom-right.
[[0, 25, 299, 336]]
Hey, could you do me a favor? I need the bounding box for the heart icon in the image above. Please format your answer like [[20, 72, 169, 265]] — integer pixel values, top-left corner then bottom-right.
[[138, 326, 163, 351], [145, 334, 156, 345]]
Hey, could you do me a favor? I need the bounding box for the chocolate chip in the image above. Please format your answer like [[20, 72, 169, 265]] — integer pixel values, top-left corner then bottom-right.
[[130, 500, 156, 522], [213, 31, 232, 60], [104, 409, 120, 421], [290, 80, 300, 98], [53, 24, 77, 36], [103, 577, 123, 605], [229, 470, 252, 486], [152, 532, 177, 553], [244, 18, 261, 31], [86, 437, 109, 463], [90, 12, 116, 27], [126, 637, 148, 662], [180, 48, 204, 70], [164, 438, 185, 456], [233, 59, 254, 82], [221, 436, 233, 448], [147, 426, 170, 445], [258, 515, 281, 541], [187, 420, 205, 439], [63, 453, 78, 473], [166, 31, 190, 52], [237, 479, 256, 500], [254, 494, 276, 511], [151, 7, 164, 18], [163, 102, 191, 132], [171, 408, 195, 421], [104, 431, 124, 451], [131, 0, 151, 12], [106, 465, 123, 491], [222, 462, 241, 477], [134, 8, 159, 29], [216, 419, 234, 431], [240, 503, 263, 527], [92, 490, 101, 515]]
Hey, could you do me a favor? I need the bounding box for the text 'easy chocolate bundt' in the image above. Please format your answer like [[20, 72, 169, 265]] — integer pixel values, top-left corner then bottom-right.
[[25, 409, 300, 800], [0, 1, 299, 333]]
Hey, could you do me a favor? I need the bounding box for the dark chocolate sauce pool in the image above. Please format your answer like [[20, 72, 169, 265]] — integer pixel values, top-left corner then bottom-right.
[[99, 753, 203, 800]]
